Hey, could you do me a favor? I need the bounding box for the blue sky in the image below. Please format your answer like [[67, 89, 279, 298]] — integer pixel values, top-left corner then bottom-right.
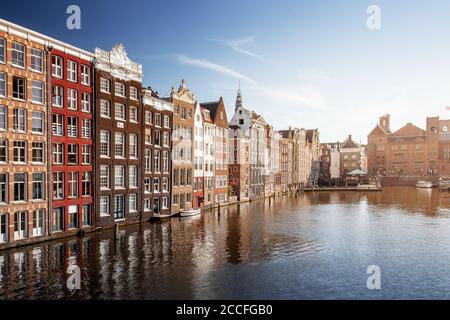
[[3, 0, 450, 142]]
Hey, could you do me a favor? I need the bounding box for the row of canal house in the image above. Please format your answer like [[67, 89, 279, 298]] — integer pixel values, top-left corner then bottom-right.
[[0, 18, 179, 249], [0, 18, 322, 250]]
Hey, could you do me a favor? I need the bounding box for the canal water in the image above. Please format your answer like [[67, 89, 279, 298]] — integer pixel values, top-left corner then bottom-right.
[[1, 187, 450, 299]]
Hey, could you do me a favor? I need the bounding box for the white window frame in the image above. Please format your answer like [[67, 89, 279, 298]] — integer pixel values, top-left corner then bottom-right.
[[67, 60, 78, 82]]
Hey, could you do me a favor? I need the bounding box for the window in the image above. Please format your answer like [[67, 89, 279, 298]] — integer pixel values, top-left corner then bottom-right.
[[163, 151, 169, 172], [100, 78, 110, 93], [32, 142, 44, 163], [0, 38, 4, 63], [52, 208, 64, 232], [81, 93, 91, 112], [154, 131, 161, 146], [145, 149, 151, 172], [0, 72, 6, 97], [100, 131, 110, 157], [155, 113, 162, 127], [52, 86, 64, 107], [0, 214, 6, 243], [114, 195, 125, 219], [30, 49, 43, 72], [31, 80, 44, 103], [81, 65, 90, 85], [32, 111, 44, 133], [82, 205, 91, 226], [52, 114, 64, 136], [100, 165, 110, 189], [144, 198, 151, 211], [12, 42, 25, 68], [68, 116, 78, 137], [130, 106, 138, 122], [53, 143, 63, 164], [163, 197, 169, 209], [100, 197, 109, 216], [32, 173, 44, 200], [129, 194, 137, 212], [0, 105, 7, 130], [153, 178, 160, 192], [145, 128, 152, 145], [145, 111, 152, 124], [68, 205, 78, 229], [115, 82, 125, 97], [164, 115, 170, 128], [13, 141, 26, 163], [130, 86, 138, 100], [52, 56, 63, 78], [129, 134, 137, 158], [0, 174, 7, 204], [82, 145, 91, 164], [33, 210, 44, 236], [82, 119, 91, 139], [114, 166, 125, 188], [14, 211, 27, 240], [181, 107, 187, 120], [14, 173, 26, 201], [82, 172, 91, 196], [162, 177, 169, 192], [13, 76, 26, 100], [144, 178, 151, 193], [115, 103, 125, 121], [68, 172, 78, 198], [100, 100, 110, 117], [129, 165, 137, 188], [68, 144, 78, 164], [154, 150, 161, 172], [163, 132, 170, 147], [67, 60, 77, 82], [68, 89, 78, 110], [0, 139, 7, 163], [13, 108, 26, 132], [115, 133, 125, 158]]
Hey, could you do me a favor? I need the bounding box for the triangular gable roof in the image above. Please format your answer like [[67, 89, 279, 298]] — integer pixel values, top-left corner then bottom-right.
[[341, 136, 359, 149], [391, 123, 426, 137], [368, 125, 389, 137], [200, 97, 228, 126]]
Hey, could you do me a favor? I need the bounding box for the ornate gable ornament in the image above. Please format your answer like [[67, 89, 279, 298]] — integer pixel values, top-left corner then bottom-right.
[[94, 44, 143, 82], [171, 79, 196, 103]]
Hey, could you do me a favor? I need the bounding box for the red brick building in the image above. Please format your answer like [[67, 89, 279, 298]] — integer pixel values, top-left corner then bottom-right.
[[49, 47, 94, 234]]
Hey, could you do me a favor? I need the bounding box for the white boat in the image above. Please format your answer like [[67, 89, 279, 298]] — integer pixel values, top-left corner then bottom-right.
[[416, 181, 433, 188], [179, 208, 201, 217]]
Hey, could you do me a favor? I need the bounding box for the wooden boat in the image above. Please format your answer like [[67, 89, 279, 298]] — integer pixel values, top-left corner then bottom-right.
[[416, 181, 433, 188], [179, 208, 201, 217]]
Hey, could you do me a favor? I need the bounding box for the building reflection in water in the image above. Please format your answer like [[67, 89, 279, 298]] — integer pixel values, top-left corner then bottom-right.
[[0, 187, 449, 299]]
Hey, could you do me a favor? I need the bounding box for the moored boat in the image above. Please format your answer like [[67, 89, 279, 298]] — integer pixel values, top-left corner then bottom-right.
[[179, 208, 201, 217], [416, 181, 433, 188]]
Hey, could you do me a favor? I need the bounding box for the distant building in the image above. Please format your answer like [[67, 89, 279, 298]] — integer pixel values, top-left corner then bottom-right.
[[368, 114, 428, 177], [229, 88, 266, 200], [228, 125, 250, 201]]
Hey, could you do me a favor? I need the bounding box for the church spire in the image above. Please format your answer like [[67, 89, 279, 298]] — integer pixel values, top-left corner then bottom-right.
[[235, 82, 243, 111]]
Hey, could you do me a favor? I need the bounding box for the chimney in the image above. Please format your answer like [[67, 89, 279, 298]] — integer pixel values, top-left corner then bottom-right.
[[379, 114, 390, 132]]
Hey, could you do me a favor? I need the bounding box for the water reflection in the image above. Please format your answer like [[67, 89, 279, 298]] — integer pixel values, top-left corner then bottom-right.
[[0, 187, 449, 299]]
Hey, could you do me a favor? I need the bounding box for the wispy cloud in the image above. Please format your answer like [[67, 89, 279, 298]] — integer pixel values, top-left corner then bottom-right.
[[211, 36, 267, 61], [176, 55, 257, 85], [256, 85, 329, 111], [297, 69, 332, 82]]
